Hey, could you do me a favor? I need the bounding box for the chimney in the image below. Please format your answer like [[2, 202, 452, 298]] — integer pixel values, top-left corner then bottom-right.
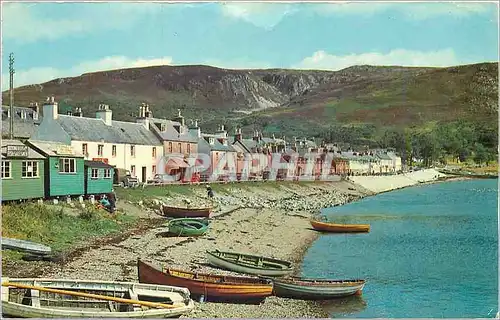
[[188, 119, 201, 138], [235, 128, 242, 141], [144, 104, 153, 118], [173, 109, 185, 126], [67, 110, 73, 116], [31, 102, 40, 120], [43, 96, 58, 120], [96, 103, 112, 126], [253, 130, 260, 142], [216, 124, 227, 138], [136, 104, 150, 129], [73, 107, 83, 117]]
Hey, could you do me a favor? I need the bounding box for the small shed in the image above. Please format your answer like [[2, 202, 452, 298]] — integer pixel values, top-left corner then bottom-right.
[[84, 160, 114, 196], [26, 140, 85, 198], [1, 140, 46, 201]]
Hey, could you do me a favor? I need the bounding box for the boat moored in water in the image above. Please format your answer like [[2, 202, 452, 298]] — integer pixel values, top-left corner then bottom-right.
[[262, 276, 366, 300]]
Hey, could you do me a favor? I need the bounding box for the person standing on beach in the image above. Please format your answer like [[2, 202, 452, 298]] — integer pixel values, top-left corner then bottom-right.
[[107, 189, 117, 213], [206, 185, 214, 199]]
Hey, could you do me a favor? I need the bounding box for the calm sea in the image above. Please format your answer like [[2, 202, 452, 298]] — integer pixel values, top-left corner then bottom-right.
[[301, 179, 498, 318]]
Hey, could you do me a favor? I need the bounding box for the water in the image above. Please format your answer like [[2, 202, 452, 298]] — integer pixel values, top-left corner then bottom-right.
[[302, 179, 498, 318]]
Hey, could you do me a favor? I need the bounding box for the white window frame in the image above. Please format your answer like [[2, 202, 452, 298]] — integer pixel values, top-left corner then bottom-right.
[[1, 161, 12, 179], [103, 169, 111, 179], [59, 158, 76, 173], [112, 145, 117, 157], [22, 161, 39, 178], [82, 143, 88, 156], [97, 144, 104, 157], [131, 165, 136, 176], [91, 168, 99, 179], [130, 145, 135, 157], [152, 147, 157, 158]]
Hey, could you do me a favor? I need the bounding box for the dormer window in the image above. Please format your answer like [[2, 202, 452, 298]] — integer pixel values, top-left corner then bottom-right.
[[160, 123, 166, 131], [209, 138, 215, 145]]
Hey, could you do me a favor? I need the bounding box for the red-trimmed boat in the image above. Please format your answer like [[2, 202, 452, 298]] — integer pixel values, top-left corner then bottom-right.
[[137, 260, 273, 303]]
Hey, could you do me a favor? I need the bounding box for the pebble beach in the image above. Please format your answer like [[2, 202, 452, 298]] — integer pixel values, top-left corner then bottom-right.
[[3, 169, 451, 318]]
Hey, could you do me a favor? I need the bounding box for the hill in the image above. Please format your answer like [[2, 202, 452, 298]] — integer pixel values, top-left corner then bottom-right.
[[3, 62, 498, 139]]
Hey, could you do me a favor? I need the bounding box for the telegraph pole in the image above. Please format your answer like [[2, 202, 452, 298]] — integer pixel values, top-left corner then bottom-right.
[[9, 53, 15, 139]]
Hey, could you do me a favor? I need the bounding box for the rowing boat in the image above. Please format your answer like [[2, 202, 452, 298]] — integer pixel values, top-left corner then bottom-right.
[[1, 277, 194, 318], [168, 218, 209, 237], [2, 237, 52, 255], [137, 260, 273, 303], [161, 205, 211, 218], [310, 220, 370, 233], [206, 250, 294, 277], [262, 276, 366, 300]]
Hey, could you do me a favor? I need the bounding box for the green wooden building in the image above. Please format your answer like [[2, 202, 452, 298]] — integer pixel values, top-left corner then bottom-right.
[[26, 140, 85, 198], [84, 160, 114, 195], [1, 140, 46, 201]]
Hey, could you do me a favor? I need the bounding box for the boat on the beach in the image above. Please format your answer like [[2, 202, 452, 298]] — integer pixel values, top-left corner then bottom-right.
[[137, 260, 273, 303], [310, 219, 370, 233], [168, 218, 209, 237], [1, 277, 194, 318], [2, 237, 52, 255], [206, 250, 294, 277], [262, 276, 366, 300], [161, 205, 212, 218]]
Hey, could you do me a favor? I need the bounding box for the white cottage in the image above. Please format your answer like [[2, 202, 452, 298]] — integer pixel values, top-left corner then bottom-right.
[[32, 97, 163, 183]]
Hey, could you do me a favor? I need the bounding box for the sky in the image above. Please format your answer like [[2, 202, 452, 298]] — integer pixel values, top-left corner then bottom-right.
[[1, 1, 498, 89]]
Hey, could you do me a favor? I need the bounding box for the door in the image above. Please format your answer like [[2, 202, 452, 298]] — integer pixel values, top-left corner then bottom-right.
[[141, 166, 147, 183]]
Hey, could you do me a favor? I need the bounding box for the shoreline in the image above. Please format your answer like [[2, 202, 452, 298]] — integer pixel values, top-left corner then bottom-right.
[[1, 169, 477, 318]]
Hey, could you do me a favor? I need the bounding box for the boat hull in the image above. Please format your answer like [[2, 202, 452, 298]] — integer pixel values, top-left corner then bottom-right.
[[168, 218, 208, 237], [206, 250, 293, 277], [161, 206, 211, 218], [2, 237, 52, 255], [310, 220, 370, 233], [137, 260, 273, 303], [268, 278, 365, 300], [1, 278, 194, 318]]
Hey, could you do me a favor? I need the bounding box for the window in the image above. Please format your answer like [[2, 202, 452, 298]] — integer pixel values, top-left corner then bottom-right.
[[104, 169, 111, 179], [82, 143, 88, 156], [178, 143, 182, 153], [97, 144, 104, 156], [59, 158, 76, 173], [22, 161, 39, 178], [1, 161, 11, 179], [152, 165, 157, 174], [187, 144, 191, 154], [112, 145, 117, 157], [168, 142, 172, 153], [209, 138, 215, 144], [152, 147, 157, 158], [91, 168, 99, 179], [131, 165, 136, 176], [131, 145, 135, 157], [215, 152, 219, 162]]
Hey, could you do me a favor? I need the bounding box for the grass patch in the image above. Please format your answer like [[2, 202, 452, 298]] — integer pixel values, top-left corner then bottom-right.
[[1, 203, 137, 256]]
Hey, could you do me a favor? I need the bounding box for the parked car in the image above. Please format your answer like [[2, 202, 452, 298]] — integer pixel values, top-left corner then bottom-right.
[[113, 168, 139, 187], [147, 174, 172, 185]]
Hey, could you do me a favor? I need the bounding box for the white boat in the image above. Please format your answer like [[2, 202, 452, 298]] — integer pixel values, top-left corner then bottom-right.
[[1, 278, 195, 318], [2, 237, 52, 255]]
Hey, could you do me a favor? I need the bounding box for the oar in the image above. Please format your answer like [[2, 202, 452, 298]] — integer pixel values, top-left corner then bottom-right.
[[2, 282, 178, 309]]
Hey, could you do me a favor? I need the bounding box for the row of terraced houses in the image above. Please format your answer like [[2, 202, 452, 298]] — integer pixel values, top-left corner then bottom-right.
[[2, 97, 402, 187]]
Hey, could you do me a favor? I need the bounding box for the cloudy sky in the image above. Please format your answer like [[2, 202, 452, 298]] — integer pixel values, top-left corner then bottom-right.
[[1, 1, 498, 89]]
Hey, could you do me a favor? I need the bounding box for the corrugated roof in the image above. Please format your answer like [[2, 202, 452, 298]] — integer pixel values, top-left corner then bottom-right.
[[84, 160, 114, 168], [27, 140, 84, 158], [56, 115, 162, 146], [1, 139, 45, 159]]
